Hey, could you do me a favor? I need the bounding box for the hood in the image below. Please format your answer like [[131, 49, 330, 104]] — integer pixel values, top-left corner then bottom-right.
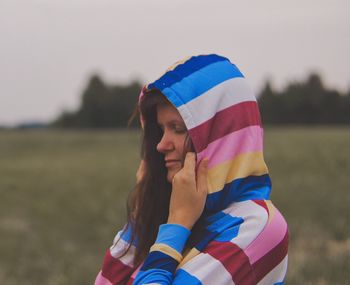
[[141, 54, 271, 213]]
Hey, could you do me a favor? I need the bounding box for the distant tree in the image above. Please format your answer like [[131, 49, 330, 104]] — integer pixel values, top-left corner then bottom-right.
[[53, 75, 142, 128], [77, 75, 109, 127], [338, 91, 350, 124], [258, 73, 350, 124], [258, 81, 281, 124]]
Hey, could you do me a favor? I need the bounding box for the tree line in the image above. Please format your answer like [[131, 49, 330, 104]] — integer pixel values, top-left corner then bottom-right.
[[258, 73, 350, 124], [52, 75, 141, 128], [52, 73, 350, 128]]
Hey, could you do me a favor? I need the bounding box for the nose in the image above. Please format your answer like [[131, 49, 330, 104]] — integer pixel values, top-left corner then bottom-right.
[[156, 131, 174, 153]]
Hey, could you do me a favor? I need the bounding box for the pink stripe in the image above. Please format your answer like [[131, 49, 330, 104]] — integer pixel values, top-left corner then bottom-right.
[[189, 101, 261, 152], [131, 262, 143, 278], [244, 207, 288, 264], [138, 86, 147, 128], [253, 232, 288, 282], [138, 85, 146, 103], [94, 271, 113, 285], [197, 126, 263, 168]]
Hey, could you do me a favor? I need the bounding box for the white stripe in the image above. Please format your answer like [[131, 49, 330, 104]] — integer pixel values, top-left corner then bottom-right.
[[257, 255, 288, 284], [110, 233, 136, 267], [178, 77, 256, 129], [112, 230, 123, 244], [181, 253, 235, 285], [223, 201, 268, 250]]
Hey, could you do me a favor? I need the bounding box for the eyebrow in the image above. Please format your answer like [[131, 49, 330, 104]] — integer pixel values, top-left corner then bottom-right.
[[158, 120, 186, 128]]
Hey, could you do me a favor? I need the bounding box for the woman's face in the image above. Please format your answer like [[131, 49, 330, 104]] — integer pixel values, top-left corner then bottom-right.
[[156, 102, 188, 183]]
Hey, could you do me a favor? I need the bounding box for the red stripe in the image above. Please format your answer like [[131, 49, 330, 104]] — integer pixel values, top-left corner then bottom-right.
[[252, 200, 269, 214], [101, 249, 134, 285], [189, 101, 262, 152], [204, 240, 256, 285], [252, 230, 289, 282]]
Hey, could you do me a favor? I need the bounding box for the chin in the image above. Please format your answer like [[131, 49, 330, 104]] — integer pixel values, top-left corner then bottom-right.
[[167, 169, 179, 183], [167, 173, 174, 183]]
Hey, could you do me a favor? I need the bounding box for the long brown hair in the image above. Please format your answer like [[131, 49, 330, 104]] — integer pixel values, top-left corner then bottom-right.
[[124, 89, 194, 266]]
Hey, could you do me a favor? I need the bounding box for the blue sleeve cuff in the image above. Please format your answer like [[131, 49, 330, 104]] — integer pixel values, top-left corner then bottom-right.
[[155, 224, 191, 253]]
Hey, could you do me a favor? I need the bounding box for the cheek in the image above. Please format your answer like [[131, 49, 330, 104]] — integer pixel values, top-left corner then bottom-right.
[[176, 136, 187, 154]]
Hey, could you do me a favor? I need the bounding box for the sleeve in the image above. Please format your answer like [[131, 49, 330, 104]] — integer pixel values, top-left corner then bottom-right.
[[94, 224, 138, 285], [170, 200, 289, 285], [133, 224, 191, 285]]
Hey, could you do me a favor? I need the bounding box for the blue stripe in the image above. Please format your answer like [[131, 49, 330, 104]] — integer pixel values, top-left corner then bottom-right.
[[148, 54, 227, 91], [173, 269, 202, 285], [207, 213, 243, 242], [214, 225, 241, 242], [274, 282, 284, 285], [133, 268, 173, 284], [120, 223, 138, 246], [186, 212, 243, 251], [155, 224, 191, 253], [141, 251, 178, 274], [152, 60, 244, 107], [205, 174, 271, 213], [205, 211, 243, 233], [196, 212, 243, 249], [194, 229, 218, 251]]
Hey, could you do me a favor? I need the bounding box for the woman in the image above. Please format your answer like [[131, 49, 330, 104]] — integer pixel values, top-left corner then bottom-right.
[[95, 54, 288, 285]]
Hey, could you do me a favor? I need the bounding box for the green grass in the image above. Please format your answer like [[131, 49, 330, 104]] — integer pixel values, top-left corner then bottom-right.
[[264, 127, 350, 284], [0, 127, 349, 284]]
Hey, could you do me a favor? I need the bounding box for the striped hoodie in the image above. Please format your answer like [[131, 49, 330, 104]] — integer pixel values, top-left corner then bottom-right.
[[95, 54, 288, 285]]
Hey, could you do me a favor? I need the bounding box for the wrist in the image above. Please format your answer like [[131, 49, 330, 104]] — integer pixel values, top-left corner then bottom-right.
[[167, 216, 194, 230]]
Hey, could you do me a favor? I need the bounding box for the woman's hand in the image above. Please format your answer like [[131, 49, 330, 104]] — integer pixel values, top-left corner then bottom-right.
[[136, 159, 146, 184], [167, 152, 208, 230], [131, 159, 146, 221]]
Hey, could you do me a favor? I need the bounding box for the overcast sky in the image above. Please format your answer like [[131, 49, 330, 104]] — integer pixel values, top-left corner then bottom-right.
[[1, 0, 349, 126]]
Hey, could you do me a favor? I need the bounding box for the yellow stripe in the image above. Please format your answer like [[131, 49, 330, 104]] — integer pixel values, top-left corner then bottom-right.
[[265, 200, 276, 223], [207, 151, 268, 193], [177, 247, 200, 268], [150, 243, 182, 263]]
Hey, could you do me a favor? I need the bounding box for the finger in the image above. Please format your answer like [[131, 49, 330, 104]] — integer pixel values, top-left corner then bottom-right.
[[183, 152, 196, 173], [136, 159, 146, 182], [138, 159, 145, 170], [196, 159, 208, 194]]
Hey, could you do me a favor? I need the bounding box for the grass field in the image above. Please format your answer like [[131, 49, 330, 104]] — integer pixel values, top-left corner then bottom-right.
[[0, 127, 349, 284]]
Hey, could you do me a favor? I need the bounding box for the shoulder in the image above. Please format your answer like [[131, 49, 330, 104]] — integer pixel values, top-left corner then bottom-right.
[[175, 200, 288, 284], [212, 200, 289, 283], [106, 223, 138, 268], [222, 200, 288, 249]]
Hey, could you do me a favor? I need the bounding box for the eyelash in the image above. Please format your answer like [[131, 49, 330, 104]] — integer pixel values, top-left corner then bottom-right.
[[159, 125, 186, 134], [174, 128, 186, 134]]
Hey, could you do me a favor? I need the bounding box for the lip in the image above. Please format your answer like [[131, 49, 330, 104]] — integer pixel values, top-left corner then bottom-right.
[[165, 160, 181, 168]]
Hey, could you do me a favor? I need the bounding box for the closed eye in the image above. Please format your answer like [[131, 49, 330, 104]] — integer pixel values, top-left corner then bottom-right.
[[169, 122, 187, 134]]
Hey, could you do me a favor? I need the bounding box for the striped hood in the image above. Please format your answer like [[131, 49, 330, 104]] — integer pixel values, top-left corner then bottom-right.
[[94, 54, 288, 285], [142, 54, 271, 213]]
